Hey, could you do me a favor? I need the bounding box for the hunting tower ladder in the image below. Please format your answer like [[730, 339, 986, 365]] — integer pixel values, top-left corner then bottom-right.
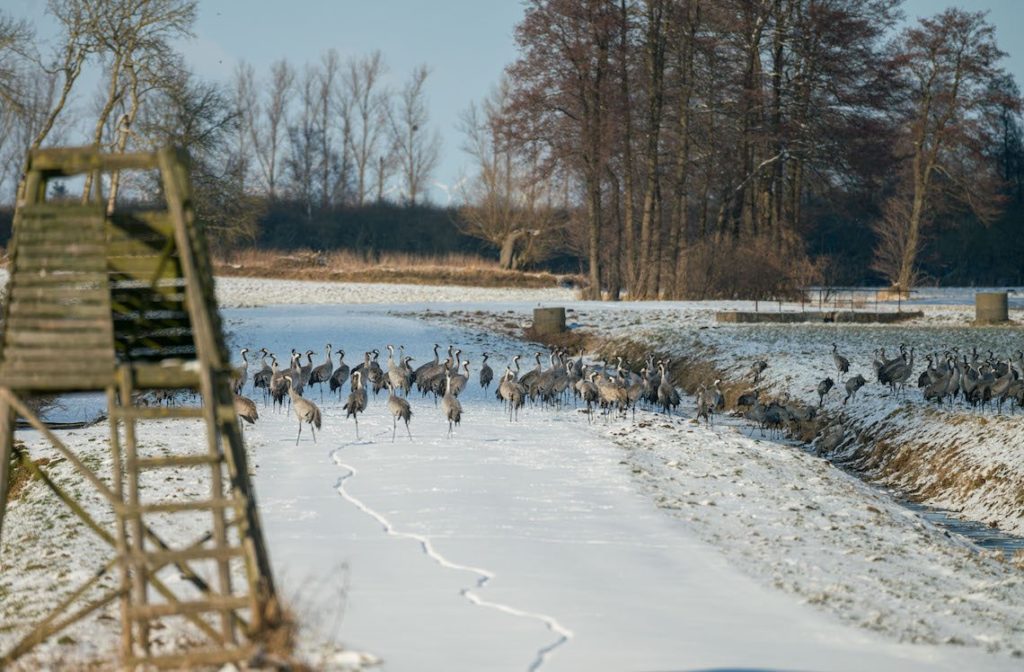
[[0, 146, 279, 668]]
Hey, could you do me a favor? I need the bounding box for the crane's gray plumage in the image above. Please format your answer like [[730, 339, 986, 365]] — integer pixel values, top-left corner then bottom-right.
[[234, 393, 258, 425], [285, 375, 321, 445], [442, 373, 462, 437], [844, 374, 866, 405], [232, 348, 249, 395], [308, 343, 334, 401], [329, 349, 350, 396], [479, 352, 493, 390], [817, 377, 834, 407], [386, 380, 413, 442], [831, 343, 849, 379], [344, 371, 368, 439]]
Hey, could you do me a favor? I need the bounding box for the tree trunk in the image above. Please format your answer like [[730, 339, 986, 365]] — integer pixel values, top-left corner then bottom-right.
[[606, 166, 622, 300], [618, 0, 637, 297], [82, 50, 127, 201], [499, 229, 527, 270], [669, 0, 698, 297], [636, 0, 666, 299]]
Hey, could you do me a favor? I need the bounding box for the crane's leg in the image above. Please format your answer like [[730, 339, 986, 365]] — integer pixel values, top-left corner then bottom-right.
[[354, 415, 360, 440], [405, 418, 412, 441], [392, 416, 397, 443], [296, 422, 302, 446], [311, 423, 317, 443]]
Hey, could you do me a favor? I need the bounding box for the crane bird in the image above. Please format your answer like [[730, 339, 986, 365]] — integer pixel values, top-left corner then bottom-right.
[[308, 343, 334, 401], [695, 384, 713, 427], [329, 349, 350, 398], [498, 368, 525, 421], [831, 343, 850, 379], [233, 393, 258, 430], [575, 371, 599, 422], [656, 363, 680, 415], [442, 373, 462, 437], [710, 379, 726, 412], [750, 359, 768, 384], [232, 348, 250, 395], [386, 380, 413, 442], [344, 370, 368, 439], [817, 377, 834, 407], [843, 374, 867, 405], [285, 375, 321, 445], [252, 349, 273, 402], [479, 352, 494, 390]]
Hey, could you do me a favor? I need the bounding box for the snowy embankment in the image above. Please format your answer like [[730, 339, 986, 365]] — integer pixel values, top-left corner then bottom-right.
[[214, 275, 577, 308], [434, 294, 1024, 538], [1, 276, 1022, 670]]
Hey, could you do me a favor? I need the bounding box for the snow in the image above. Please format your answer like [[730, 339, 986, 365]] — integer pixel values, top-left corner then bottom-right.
[[2, 277, 1024, 670], [430, 292, 1024, 536], [213, 275, 575, 308]]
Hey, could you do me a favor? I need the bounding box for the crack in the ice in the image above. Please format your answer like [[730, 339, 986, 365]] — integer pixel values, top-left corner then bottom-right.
[[330, 439, 572, 671]]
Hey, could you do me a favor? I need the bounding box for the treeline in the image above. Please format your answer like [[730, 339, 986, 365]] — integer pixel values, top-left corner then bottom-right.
[[0, 2, 1021, 296], [492, 0, 1023, 297], [0, 1, 444, 251]]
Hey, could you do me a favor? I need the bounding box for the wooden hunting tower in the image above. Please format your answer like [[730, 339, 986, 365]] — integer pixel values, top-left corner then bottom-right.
[[0, 146, 278, 668]]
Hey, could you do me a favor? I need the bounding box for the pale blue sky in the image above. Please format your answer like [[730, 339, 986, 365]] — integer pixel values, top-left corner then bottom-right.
[[10, 1, 1024, 204]]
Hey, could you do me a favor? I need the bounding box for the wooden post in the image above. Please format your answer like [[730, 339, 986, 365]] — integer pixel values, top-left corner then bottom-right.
[[0, 398, 15, 544], [533, 307, 566, 336]]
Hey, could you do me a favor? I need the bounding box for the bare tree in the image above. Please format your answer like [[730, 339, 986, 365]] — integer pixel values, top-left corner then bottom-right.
[[80, 0, 197, 201], [388, 64, 441, 205], [317, 49, 341, 208], [251, 58, 293, 199], [12, 0, 95, 202], [228, 61, 258, 193], [458, 81, 560, 269], [286, 64, 321, 218], [887, 8, 1007, 292], [344, 50, 389, 205], [139, 68, 261, 249], [0, 12, 31, 111], [870, 195, 917, 288]]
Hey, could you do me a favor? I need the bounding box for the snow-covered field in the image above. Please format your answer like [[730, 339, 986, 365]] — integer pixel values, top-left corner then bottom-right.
[[1, 276, 1023, 670]]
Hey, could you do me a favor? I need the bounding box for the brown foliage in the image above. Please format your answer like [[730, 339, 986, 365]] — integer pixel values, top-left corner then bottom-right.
[[675, 235, 821, 300]]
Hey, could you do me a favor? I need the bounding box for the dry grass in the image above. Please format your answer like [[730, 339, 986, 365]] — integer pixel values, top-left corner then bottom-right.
[[5, 444, 33, 501], [215, 248, 581, 290]]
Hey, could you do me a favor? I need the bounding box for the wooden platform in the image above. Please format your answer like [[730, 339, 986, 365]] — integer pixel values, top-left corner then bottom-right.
[[715, 310, 924, 324]]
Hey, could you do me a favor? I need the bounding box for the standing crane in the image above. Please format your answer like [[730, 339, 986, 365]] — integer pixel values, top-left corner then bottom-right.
[[479, 352, 494, 390], [344, 370, 368, 439], [831, 343, 850, 379], [442, 372, 463, 437], [285, 375, 321, 445], [386, 380, 413, 442], [308, 343, 334, 401]]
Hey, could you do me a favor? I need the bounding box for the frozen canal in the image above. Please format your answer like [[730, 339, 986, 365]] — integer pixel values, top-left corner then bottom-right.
[[226, 304, 1023, 672]]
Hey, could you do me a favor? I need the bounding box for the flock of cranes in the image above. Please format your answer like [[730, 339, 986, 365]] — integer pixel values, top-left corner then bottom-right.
[[226, 337, 1024, 446], [821, 343, 1024, 411], [228, 343, 695, 444]]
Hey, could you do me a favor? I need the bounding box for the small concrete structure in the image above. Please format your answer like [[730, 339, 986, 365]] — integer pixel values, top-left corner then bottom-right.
[[533, 307, 566, 335], [975, 292, 1009, 324]]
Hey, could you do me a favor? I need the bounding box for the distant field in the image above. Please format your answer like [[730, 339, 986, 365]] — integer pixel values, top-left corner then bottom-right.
[[213, 249, 581, 290]]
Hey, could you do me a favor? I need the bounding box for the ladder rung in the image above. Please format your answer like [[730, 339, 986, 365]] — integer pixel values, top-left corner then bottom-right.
[[119, 498, 238, 515], [112, 406, 204, 419], [136, 454, 222, 469], [127, 595, 251, 620], [126, 646, 257, 669]]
